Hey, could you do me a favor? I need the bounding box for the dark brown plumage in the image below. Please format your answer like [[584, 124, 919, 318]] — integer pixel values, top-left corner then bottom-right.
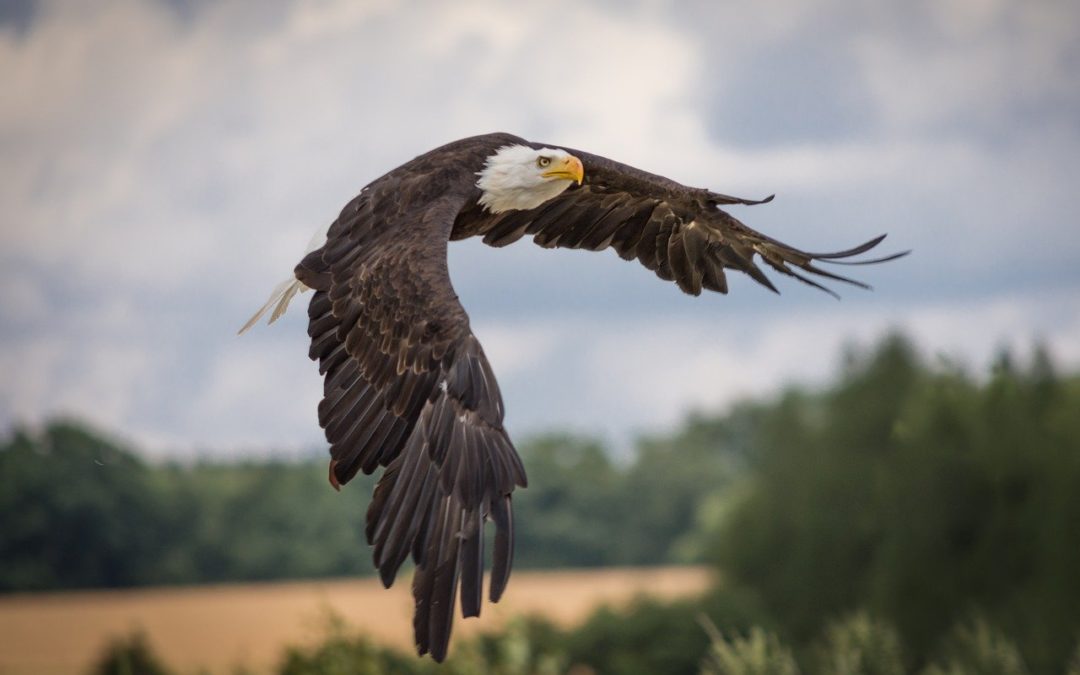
[[287, 132, 906, 661]]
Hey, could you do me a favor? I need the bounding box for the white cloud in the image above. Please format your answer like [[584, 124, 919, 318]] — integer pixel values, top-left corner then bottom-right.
[[853, 1, 1080, 133], [488, 289, 1080, 447], [471, 321, 563, 380], [0, 333, 152, 434], [1, 0, 1078, 454], [180, 333, 324, 451]]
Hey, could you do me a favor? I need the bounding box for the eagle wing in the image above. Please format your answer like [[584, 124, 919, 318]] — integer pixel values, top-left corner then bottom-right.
[[452, 148, 906, 297], [296, 183, 526, 662]]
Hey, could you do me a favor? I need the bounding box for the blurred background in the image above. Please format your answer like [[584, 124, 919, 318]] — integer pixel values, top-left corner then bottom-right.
[[1, 0, 1078, 674]]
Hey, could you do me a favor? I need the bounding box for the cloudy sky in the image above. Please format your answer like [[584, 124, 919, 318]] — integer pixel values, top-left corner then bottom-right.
[[2, 0, 1078, 456]]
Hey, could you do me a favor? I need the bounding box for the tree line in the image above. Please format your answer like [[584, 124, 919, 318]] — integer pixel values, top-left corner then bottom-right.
[[0, 396, 736, 591]]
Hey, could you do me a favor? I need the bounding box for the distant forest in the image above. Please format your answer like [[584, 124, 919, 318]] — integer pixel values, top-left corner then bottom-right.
[[6, 333, 1080, 672]]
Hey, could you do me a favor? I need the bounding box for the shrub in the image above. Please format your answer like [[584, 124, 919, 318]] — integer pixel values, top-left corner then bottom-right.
[[699, 618, 799, 675], [921, 618, 1029, 675], [452, 616, 568, 675], [88, 630, 173, 675], [815, 612, 905, 675], [276, 612, 428, 675]]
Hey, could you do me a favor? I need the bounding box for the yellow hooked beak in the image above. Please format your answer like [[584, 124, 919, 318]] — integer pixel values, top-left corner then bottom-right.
[[542, 155, 584, 185]]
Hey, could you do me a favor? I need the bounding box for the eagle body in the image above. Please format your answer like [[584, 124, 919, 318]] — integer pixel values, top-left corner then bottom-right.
[[243, 132, 905, 661]]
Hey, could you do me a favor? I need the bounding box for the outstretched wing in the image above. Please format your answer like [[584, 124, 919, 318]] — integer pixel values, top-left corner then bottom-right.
[[297, 187, 526, 662], [452, 148, 907, 297]]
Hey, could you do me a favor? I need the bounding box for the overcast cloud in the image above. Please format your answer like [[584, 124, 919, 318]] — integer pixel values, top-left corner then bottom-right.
[[1, 0, 1078, 455]]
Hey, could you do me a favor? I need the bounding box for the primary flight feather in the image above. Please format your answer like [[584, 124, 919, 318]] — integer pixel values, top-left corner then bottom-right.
[[241, 132, 907, 661]]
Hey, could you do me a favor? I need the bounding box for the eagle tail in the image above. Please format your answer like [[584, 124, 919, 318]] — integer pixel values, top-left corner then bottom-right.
[[237, 276, 309, 335]]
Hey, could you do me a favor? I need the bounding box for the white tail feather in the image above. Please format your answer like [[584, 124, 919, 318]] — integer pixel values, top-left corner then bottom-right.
[[239, 222, 328, 335], [237, 277, 310, 335]]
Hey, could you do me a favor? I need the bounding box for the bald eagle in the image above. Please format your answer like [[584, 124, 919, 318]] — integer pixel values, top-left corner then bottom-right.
[[241, 132, 905, 661]]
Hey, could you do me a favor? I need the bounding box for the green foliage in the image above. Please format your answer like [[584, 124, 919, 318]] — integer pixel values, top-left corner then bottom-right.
[[453, 617, 568, 675], [514, 427, 739, 567], [1067, 640, 1080, 675], [88, 630, 173, 675], [275, 593, 771, 675], [278, 622, 428, 675], [920, 618, 1030, 675], [155, 460, 376, 584], [87, 608, 1080, 675], [277, 613, 567, 675], [0, 421, 171, 590], [0, 418, 740, 591], [512, 435, 624, 567], [815, 612, 904, 675], [553, 588, 774, 675], [700, 621, 799, 675], [711, 335, 1080, 672], [564, 596, 712, 675], [0, 421, 376, 590]]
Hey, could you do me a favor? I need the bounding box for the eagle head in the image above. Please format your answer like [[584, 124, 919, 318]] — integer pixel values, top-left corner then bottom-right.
[[476, 145, 584, 214]]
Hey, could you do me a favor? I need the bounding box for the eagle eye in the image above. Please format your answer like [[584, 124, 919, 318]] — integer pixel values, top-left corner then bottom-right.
[[537, 156, 551, 168]]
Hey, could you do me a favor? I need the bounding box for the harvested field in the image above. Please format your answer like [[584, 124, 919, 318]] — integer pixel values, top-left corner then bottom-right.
[[0, 566, 712, 674]]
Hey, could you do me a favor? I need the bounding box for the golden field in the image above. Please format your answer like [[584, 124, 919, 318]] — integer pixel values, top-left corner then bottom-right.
[[0, 566, 711, 675]]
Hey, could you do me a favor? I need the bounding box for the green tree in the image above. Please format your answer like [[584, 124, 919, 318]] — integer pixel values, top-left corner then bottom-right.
[[0, 421, 169, 590], [512, 434, 623, 567], [711, 335, 1080, 672]]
